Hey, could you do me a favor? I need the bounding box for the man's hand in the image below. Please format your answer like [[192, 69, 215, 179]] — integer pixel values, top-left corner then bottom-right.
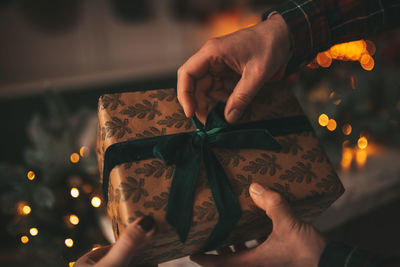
[[75, 216, 156, 267], [191, 183, 327, 267], [177, 14, 291, 124]]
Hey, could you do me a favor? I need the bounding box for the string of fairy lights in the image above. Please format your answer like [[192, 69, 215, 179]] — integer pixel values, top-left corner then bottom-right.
[[16, 146, 103, 266], [311, 39, 376, 170]]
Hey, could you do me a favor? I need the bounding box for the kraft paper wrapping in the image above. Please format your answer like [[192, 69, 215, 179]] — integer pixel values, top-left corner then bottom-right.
[[96, 85, 344, 265]]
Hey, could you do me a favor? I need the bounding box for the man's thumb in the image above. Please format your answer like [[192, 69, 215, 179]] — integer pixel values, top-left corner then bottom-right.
[[249, 183, 298, 232], [224, 66, 265, 124]]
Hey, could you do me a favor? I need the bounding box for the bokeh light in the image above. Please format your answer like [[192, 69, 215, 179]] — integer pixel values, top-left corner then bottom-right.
[[342, 124, 352, 135], [65, 238, 74, 247], [70, 153, 80, 163], [29, 228, 38, 236], [69, 214, 79, 225], [80, 146, 89, 158], [326, 119, 337, 131], [91, 196, 101, 208], [70, 187, 80, 198], [21, 235, 29, 244], [358, 136, 368, 149], [27, 171, 35, 181], [318, 114, 329, 126]]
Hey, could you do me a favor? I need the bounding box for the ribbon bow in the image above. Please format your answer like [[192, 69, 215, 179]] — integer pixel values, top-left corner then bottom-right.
[[102, 102, 312, 251]]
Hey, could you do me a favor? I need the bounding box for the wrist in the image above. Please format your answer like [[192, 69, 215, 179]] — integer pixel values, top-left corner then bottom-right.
[[268, 13, 293, 59]]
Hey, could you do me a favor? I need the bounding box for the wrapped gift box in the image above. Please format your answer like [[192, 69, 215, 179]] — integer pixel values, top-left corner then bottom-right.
[[96, 85, 344, 265]]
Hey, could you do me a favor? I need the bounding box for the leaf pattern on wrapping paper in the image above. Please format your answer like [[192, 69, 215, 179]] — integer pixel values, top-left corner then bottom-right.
[[100, 94, 125, 110], [216, 149, 246, 167], [231, 174, 252, 197], [316, 174, 341, 193], [135, 160, 174, 179], [123, 162, 132, 170], [120, 100, 162, 120], [193, 198, 216, 221], [301, 146, 327, 163], [277, 136, 303, 155], [279, 162, 317, 184], [157, 109, 192, 130], [119, 176, 149, 203], [270, 183, 297, 202], [144, 192, 169, 211], [136, 126, 166, 138], [149, 90, 176, 102], [243, 153, 282, 176], [104, 117, 132, 139]]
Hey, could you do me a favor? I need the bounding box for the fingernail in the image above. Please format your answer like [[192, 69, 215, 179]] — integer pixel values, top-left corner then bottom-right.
[[137, 216, 155, 233], [250, 183, 265, 196], [227, 109, 242, 123]]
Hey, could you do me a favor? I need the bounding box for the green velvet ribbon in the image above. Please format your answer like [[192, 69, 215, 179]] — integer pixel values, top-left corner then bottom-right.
[[102, 102, 313, 251]]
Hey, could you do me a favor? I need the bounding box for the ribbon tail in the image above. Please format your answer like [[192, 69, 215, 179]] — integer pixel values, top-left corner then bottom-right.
[[202, 145, 242, 251], [165, 138, 202, 243]]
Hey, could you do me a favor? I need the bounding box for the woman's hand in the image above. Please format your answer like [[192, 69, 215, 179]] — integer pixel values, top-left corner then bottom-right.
[[177, 14, 292, 124], [191, 183, 327, 267], [75, 216, 156, 267]]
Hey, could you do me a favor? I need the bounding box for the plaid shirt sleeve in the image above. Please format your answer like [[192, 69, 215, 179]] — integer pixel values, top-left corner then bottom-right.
[[262, 0, 400, 73]]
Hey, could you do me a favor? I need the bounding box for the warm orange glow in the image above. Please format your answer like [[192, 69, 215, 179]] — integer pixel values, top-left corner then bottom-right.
[[326, 119, 337, 131], [22, 205, 31, 215], [357, 136, 368, 149], [318, 114, 329, 126], [91, 196, 101, 208], [69, 262, 75, 267], [27, 171, 35, 181], [210, 10, 259, 37], [361, 56, 375, 71], [360, 54, 371, 65], [29, 227, 38, 236], [356, 149, 368, 167], [69, 214, 79, 225], [70, 188, 80, 198], [79, 146, 89, 158], [341, 147, 353, 170], [70, 153, 80, 163], [82, 184, 92, 194], [315, 40, 375, 70], [65, 238, 74, 247], [21, 235, 29, 244], [316, 52, 332, 68], [342, 124, 352, 135], [17, 202, 31, 215]]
